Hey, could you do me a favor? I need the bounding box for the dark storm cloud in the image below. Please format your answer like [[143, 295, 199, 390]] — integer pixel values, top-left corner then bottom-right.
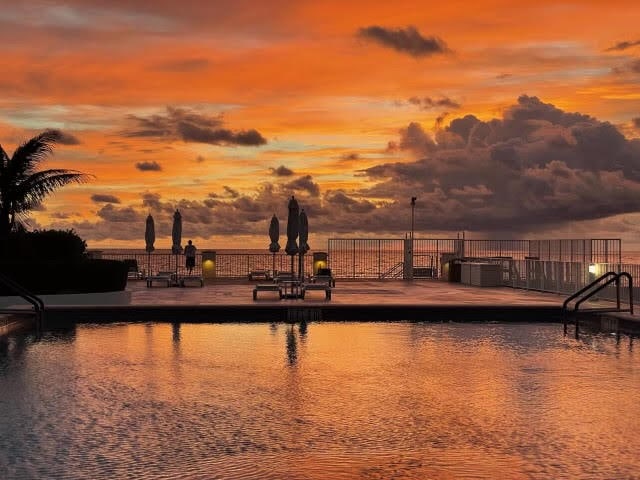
[[123, 106, 267, 146], [605, 39, 640, 51], [395, 122, 437, 153], [142, 192, 162, 210], [46, 129, 81, 145], [135, 161, 162, 171], [177, 123, 266, 146], [408, 96, 461, 109], [91, 194, 121, 204], [284, 175, 321, 197], [633, 117, 640, 129], [357, 25, 449, 57], [612, 59, 640, 74], [359, 95, 640, 232], [325, 191, 375, 213], [270, 165, 294, 176], [435, 112, 449, 129], [223, 186, 239, 198], [50, 96, 640, 241], [96, 204, 143, 223]]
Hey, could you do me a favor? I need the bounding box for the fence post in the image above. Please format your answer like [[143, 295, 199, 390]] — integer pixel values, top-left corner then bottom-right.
[[378, 239, 381, 278], [353, 239, 356, 278], [403, 239, 414, 280]]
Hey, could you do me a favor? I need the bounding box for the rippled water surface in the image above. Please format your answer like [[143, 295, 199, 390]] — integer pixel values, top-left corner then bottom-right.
[[1, 322, 639, 479]]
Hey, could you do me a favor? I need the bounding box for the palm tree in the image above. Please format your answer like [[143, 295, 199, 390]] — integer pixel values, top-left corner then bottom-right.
[[0, 129, 91, 238]]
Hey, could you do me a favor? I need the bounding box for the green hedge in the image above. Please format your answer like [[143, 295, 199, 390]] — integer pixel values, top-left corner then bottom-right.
[[3, 229, 87, 261], [0, 259, 128, 295]]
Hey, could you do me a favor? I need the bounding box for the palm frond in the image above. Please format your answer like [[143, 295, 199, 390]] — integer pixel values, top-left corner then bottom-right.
[[0, 145, 9, 205], [12, 170, 92, 212], [0, 145, 9, 170], [8, 129, 63, 179]]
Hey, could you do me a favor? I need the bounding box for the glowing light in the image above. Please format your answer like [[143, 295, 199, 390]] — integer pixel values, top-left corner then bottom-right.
[[588, 264, 596, 274]]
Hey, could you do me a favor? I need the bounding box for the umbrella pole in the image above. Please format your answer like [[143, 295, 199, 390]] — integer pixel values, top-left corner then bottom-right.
[[272, 252, 275, 277], [147, 252, 150, 279], [299, 252, 303, 281]]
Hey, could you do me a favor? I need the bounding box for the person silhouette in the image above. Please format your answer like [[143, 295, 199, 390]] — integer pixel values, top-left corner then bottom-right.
[[184, 239, 197, 275]]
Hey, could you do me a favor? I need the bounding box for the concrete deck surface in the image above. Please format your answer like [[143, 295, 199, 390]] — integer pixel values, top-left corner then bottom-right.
[[127, 278, 565, 306]]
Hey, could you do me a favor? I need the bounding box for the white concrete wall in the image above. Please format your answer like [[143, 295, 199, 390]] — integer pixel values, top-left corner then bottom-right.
[[461, 263, 501, 287]]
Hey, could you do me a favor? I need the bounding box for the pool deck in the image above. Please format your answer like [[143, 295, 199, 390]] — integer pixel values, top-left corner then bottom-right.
[[3, 278, 638, 333], [43, 279, 569, 324], [131, 278, 567, 306]]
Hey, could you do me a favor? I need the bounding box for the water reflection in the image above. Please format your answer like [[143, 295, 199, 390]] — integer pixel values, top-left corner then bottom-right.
[[283, 321, 309, 365], [0, 323, 638, 479], [286, 325, 298, 366], [299, 319, 308, 338], [572, 323, 636, 353]]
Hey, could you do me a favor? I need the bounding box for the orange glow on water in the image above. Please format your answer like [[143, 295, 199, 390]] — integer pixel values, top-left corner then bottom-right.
[[1, 322, 639, 478]]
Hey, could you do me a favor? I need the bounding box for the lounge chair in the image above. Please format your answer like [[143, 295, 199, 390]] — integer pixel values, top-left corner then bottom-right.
[[146, 271, 175, 287], [301, 283, 331, 300], [248, 269, 272, 281], [312, 268, 335, 287], [123, 259, 144, 280], [253, 284, 283, 300], [274, 272, 296, 283], [179, 275, 204, 287]]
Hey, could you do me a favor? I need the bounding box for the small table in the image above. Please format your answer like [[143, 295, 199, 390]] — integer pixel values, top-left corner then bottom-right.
[[280, 280, 302, 299]]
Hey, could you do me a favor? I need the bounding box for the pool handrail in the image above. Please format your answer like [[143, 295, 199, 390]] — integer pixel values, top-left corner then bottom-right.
[[562, 271, 618, 312], [0, 271, 45, 330], [562, 271, 633, 335]]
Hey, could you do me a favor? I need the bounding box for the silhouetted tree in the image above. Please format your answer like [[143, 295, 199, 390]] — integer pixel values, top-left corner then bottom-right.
[[0, 130, 91, 238]]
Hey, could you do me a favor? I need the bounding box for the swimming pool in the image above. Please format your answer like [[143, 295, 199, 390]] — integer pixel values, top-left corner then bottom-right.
[[1, 322, 638, 479]]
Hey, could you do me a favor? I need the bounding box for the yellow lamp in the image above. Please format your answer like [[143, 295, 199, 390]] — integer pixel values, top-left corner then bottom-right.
[[201, 251, 216, 281], [312, 252, 328, 274]]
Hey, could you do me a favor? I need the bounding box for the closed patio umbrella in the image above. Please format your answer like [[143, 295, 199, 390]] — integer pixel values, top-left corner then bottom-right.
[[171, 209, 182, 283], [285, 196, 299, 277], [269, 214, 280, 274], [145, 214, 155, 277], [298, 208, 309, 280]]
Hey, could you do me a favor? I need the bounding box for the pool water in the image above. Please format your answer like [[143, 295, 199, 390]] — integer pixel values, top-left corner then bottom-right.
[[1, 322, 638, 479]]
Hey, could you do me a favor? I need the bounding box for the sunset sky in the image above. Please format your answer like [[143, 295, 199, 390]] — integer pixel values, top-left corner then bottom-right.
[[2, 0, 640, 249]]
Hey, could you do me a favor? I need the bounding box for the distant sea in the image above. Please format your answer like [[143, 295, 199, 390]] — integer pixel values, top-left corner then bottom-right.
[[95, 248, 640, 262], [94, 248, 293, 255]]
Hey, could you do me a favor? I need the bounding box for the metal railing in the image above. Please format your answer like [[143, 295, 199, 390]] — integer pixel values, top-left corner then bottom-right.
[[98, 252, 314, 279], [562, 272, 633, 335], [493, 259, 635, 298], [327, 237, 622, 279], [0, 271, 44, 330], [379, 262, 404, 279], [96, 238, 623, 281]]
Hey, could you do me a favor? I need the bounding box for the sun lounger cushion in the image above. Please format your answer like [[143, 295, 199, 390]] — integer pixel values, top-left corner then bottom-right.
[[301, 283, 331, 299], [180, 276, 204, 287], [146, 271, 174, 287], [253, 284, 283, 300], [248, 270, 272, 281]]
